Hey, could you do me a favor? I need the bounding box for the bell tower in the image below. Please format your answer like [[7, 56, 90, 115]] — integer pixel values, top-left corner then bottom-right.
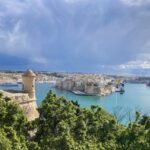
[[22, 69, 36, 100]]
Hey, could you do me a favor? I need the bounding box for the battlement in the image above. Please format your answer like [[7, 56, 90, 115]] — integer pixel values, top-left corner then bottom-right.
[[0, 89, 39, 121], [0, 69, 39, 121]]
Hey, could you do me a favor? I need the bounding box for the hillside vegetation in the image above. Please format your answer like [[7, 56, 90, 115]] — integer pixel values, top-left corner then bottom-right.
[[0, 91, 150, 150]]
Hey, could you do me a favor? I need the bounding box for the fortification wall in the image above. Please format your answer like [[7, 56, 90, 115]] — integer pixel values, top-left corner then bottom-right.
[[0, 90, 39, 121]]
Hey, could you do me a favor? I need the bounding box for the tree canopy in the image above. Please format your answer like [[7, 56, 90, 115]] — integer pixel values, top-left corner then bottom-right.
[[0, 92, 39, 150], [0, 91, 150, 150]]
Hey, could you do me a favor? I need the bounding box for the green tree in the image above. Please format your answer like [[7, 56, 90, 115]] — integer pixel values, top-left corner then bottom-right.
[[35, 91, 123, 150], [0, 92, 39, 150], [1, 90, 150, 150]]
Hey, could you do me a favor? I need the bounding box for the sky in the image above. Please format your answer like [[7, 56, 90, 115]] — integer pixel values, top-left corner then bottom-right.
[[0, 0, 150, 75]]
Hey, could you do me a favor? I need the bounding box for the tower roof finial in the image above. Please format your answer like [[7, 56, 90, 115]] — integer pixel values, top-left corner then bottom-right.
[[22, 69, 36, 77]]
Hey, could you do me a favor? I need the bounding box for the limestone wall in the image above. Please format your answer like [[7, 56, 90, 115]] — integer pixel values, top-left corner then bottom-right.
[[0, 90, 39, 121], [20, 101, 39, 121]]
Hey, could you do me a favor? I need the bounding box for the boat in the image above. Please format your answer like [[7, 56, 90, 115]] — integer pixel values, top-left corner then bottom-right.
[[115, 84, 125, 94], [120, 83, 124, 87], [119, 88, 125, 94], [0, 82, 19, 87], [115, 88, 125, 93], [72, 90, 88, 96]]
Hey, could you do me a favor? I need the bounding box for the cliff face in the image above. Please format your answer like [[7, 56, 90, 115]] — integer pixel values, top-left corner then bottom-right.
[[0, 90, 39, 121]]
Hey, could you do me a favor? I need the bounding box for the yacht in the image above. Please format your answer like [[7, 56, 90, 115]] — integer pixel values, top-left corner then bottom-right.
[[115, 84, 125, 93], [72, 90, 88, 96]]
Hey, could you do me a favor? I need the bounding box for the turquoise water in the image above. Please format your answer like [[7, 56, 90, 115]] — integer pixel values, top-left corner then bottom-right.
[[1, 83, 150, 119], [35, 83, 150, 115]]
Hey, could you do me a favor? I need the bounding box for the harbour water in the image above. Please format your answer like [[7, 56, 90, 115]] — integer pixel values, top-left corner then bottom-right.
[[1, 83, 150, 122]]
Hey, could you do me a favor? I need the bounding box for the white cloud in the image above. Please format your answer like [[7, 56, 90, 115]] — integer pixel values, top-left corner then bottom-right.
[[0, 0, 49, 58], [8, 21, 24, 46], [0, 0, 30, 16], [63, 0, 88, 4], [0, 20, 29, 54], [121, 0, 150, 6], [120, 60, 150, 69], [0, 18, 47, 66], [32, 57, 48, 65]]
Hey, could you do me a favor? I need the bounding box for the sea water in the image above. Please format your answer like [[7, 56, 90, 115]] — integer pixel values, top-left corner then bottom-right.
[[1, 83, 150, 123]]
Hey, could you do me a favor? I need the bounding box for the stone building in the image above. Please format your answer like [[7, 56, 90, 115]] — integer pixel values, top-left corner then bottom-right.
[[0, 69, 39, 121], [84, 82, 101, 95]]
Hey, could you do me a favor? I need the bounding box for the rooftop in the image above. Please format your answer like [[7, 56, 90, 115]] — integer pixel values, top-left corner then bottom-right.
[[22, 69, 36, 77]]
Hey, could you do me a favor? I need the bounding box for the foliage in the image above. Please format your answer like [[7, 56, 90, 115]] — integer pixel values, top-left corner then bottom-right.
[[34, 91, 150, 150], [0, 92, 39, 150], [0, 91, 150, 150]]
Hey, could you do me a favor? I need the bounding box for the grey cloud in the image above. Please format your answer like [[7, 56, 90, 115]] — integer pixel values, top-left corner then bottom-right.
[[0, 0, 150, 74]]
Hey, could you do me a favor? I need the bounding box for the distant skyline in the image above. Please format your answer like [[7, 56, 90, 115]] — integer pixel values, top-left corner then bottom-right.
[[0, 0, 150, 75]]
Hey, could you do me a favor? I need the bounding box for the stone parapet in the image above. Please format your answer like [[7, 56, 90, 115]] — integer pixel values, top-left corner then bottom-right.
[[0, 90, 39, 121]]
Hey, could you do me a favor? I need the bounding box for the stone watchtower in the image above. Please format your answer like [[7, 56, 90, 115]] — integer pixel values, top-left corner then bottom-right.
[[21, 69, 39, 121], [0, 69, 38, 121], [22, 69, 36, 100]]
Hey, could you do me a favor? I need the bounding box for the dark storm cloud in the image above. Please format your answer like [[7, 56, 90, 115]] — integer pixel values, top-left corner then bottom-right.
[[0, 0, 150, 74]]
